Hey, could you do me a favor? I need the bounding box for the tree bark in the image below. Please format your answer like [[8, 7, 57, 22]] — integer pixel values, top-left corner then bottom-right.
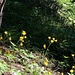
[[0, 0, 6, 26]]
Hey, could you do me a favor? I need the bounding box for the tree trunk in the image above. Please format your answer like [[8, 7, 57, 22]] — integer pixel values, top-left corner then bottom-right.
[[0, 0, 6, 26]]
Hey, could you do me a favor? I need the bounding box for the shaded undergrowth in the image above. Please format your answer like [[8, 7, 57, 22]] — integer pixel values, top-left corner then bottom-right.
[[0, 30, 75, 75]]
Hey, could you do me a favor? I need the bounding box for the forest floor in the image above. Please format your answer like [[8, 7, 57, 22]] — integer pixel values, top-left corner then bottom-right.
[[0, 46, 64, 75]]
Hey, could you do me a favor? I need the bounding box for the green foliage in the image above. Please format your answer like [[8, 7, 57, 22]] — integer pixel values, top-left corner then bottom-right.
[[32, 70, 39, 75], [57, 0, 75, 26], [0, 60, 8, 73], [2, 0, 75, 56], [0, 30, 75, 75], [10, 69, 22, 75]]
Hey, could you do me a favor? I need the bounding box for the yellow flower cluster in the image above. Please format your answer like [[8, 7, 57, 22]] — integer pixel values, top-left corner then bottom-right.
[[19, 30, 27, 46], [44, 57, 49, 66], [22, 30, 26, 35], [43, 36, 57, 49], [48, 36, 58, 43], [69, 65, 75, 73], [19, 36, 24, 41], [51, 38, 57, 43], [4, 31, 12, 41]]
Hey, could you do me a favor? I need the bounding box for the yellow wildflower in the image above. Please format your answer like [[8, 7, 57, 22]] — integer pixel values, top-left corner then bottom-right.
[[48, 36, 51, 40], [0, 36, 3, 40], [72, 66, 75, 69], [51, 40, 54, 43], [52, 38, 55, 41], [55, 39, 57, 42], [19, 36, 24, 41], [4, 31, 7, 34], [9, 37, 12, 41], [71, 54, 75, 57], [23, 36, 27, 39], [22, 30, 26, 35], [61, 72, 64, 75], [43, 44, 46, 49], [20, 42, 23, 46], [70, 69, 74, 73], [21, 40, 24, 42], [48, 72, 52, 75], [45, 57, 48, 62], [44, 61, 48, 66]]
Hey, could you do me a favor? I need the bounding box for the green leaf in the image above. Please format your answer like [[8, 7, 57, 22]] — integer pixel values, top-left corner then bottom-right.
[[0, 60, 8, 72], [28, 52, 35, 58], [64, 55, 69, 58], [10, 41, 16, 46], [32, 70, 39, 75]]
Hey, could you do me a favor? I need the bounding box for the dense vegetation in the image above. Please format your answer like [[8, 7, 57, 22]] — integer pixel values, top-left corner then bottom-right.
[[0, 0, 75, 75]]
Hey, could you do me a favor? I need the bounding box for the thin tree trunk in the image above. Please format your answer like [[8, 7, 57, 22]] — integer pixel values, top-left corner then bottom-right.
[[0, 0, 6, 26]]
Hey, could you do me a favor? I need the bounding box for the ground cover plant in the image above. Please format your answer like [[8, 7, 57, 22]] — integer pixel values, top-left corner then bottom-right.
[[0, 30, 75, 75]]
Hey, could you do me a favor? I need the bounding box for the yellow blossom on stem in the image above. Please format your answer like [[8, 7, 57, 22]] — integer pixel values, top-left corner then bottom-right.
[[48, 36, 51, 40], [22, 30, 26, 35], [51, 40, 54, 43], [4, 31, 8, 35], [61, 72, 64, 75], [23, 36, 27, 39], [45, 57, 48, 62], [48, 71, 52, 75], [55, 39, 58, 42], [9, 37, 12, 41], [70, 69, 74, 73], [52, 38, 55, 41], [71, 54, 75, 57], [19, 36, 24, 41], [72, 66, 75, 69], [43, 44, 46, 49], [0, 36, 3, 40], [20, 42, 23, 46], [21, 40, 24, 42], [44, 61, 48, 66]]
